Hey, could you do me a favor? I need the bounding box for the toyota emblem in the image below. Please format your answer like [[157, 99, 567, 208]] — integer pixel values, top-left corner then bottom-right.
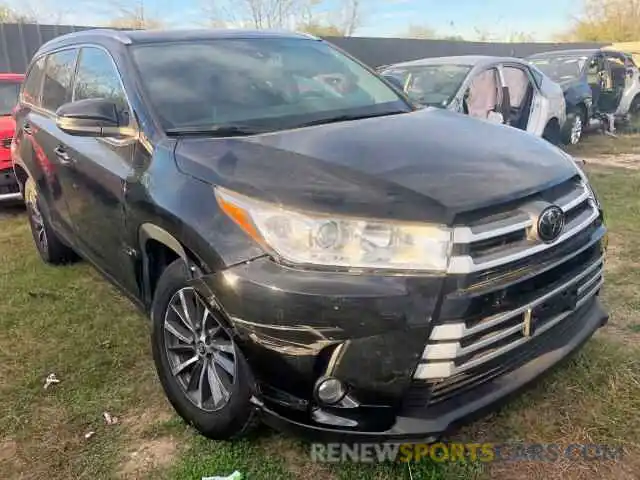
[[537, 205, 565, 243]]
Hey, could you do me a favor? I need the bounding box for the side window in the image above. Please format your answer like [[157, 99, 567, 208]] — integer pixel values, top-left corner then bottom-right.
[[42, 49, 78, 113], [502, 66, 531, 108], [528, 65, 544, 89], [22, 56, 46, 106], [73, 47, 129, 123], [465, 68, 500, 120], [587, 55, 602, 84]]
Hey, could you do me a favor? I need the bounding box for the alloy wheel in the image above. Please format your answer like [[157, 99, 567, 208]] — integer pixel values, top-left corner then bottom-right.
[[28, 198, 48, 253], [570, 116, 583, 144], [163, 287, 236, 412]]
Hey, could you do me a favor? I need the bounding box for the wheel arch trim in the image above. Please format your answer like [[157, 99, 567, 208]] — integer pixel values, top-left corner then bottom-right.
[[138, 223, 207, 307]]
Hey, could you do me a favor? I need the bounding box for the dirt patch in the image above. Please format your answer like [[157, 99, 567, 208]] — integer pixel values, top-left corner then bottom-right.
[[119, 405, 174, 438], [488, 454, 639, 480], [117, 405, 179, 479], [581, 154, 640, 170], [258, 436, 337, 480], [0, 438, 17, 463], [118, 437, 178, 478]]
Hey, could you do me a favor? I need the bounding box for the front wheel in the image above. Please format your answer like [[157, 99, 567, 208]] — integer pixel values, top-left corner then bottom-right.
[[628, 95, 640, 127], [150, 259, 258, 439], [562, 110, 584, 145]]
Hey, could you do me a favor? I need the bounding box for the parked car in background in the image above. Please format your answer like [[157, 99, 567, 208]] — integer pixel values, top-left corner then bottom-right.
[[14, 29, 608, 443], [377, 56, 567, 144], [528, 49, 640, 143], [0, 73, 24, 202]]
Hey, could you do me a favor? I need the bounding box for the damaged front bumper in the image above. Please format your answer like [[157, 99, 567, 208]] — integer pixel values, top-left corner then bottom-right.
[[191, 243, 608, 442]]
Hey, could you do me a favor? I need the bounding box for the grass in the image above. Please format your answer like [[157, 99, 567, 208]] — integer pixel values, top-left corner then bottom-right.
[[1, 137, 640, 479], [565, 131, 640, 158]]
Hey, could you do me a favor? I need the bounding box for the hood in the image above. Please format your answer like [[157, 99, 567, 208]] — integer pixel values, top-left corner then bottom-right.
[[175, 108, 578, 224]]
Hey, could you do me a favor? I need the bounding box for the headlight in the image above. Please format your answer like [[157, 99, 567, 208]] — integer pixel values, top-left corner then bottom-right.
[[560, 150, 601, 208], [215, 187, 452, 272]]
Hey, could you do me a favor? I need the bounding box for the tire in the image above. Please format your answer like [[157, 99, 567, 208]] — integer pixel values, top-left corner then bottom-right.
[[628, 95, 640, 128], [562, 108, 584, 145], [542, 120, 561, 145], [24, 177, 76, 265], [150, 259, 258, 440]]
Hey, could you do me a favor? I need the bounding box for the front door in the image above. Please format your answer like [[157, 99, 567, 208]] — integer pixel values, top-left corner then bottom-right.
[[463, 67, 505, 124], [56, 46, 140, 296], [500, 64, 544, 134]]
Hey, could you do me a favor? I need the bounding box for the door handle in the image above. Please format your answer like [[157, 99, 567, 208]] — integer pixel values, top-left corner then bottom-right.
[[22, 121, 33, 135], [54, 145, 74, 165]]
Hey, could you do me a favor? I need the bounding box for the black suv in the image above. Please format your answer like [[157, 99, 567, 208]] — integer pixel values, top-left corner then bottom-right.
[[13, 29, 608, 442]]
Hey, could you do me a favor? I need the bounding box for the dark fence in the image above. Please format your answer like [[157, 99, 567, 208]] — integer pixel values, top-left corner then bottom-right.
[[325, 36, 608, 68], [0, 23, 608, 73]]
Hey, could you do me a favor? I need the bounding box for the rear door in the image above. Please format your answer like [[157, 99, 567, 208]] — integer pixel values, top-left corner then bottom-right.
[[25, 48, 79, 238], [58, 46, 139, 295]]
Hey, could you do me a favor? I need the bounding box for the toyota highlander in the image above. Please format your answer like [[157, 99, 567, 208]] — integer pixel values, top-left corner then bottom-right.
[[12, 29, 608, 441]]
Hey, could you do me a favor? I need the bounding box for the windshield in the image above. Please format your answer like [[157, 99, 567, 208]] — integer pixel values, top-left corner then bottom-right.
[[381, 65, 471, 107], [130, 38, 411, 133], [528, 56, 588, 82], [0, 81, 19, 116]]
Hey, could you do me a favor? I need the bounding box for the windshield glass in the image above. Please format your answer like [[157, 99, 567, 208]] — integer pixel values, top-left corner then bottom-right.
[[0, 81, 19, 116], [529, 56, 588, 82], [130, 38, 411, 132], [381, 64, 471, 107]]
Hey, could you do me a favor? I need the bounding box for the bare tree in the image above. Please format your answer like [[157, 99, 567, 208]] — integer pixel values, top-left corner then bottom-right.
[[107, 0, 164, 29], [204, 0, 311, 29], [0, 2, 39, 23], [562, 0, 640, 42], [297, 21, 344, 36], [202, 0, 366, 34], [340, 0, 361, 36], [404, 24, 437, 39]]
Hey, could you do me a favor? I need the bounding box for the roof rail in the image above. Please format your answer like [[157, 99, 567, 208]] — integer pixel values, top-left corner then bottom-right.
[[73, 28, 133, 44], [43, 28, 133, 47]]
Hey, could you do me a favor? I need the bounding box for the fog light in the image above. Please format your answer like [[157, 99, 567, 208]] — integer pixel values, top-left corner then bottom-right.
[[315, 377, 346, 405]]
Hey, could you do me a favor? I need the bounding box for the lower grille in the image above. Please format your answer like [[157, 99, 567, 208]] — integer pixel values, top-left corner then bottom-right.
[[405, 296, 597, 409], [413, 238, 605, 381], [0, 168, 18, 194]]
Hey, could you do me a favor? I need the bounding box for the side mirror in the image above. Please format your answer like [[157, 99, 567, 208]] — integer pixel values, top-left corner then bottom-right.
[[55, 98, 130, 137], [382, 74, 405, 92]]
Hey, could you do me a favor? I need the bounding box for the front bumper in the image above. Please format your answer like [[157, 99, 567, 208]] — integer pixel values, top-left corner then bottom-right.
[[259, 297, 607, 442], [0, 166, 21, 202], [194, 232, 606, 442]]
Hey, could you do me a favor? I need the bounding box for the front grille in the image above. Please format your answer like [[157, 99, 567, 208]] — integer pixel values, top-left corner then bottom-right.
[[1, 137, 12, 149], [448, 176, 598, 275], [412, 175, 605, 385]]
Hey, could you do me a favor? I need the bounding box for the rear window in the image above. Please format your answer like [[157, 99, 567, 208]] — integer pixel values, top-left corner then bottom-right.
[[42, 48, 78, 113], [0, 81, 20, 116], [22, 57, 45, 106]]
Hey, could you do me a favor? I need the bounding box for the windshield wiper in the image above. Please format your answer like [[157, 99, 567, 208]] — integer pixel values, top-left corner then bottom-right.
[[296, 110, 409, 128], [165, 124, 270, 137]]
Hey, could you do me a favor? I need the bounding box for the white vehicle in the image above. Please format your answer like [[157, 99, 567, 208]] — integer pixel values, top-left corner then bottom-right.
[[379, 55, 567, 144]]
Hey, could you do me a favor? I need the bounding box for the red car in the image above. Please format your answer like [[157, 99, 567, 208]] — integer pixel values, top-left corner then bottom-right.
[[0, 73, 24, 202]]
